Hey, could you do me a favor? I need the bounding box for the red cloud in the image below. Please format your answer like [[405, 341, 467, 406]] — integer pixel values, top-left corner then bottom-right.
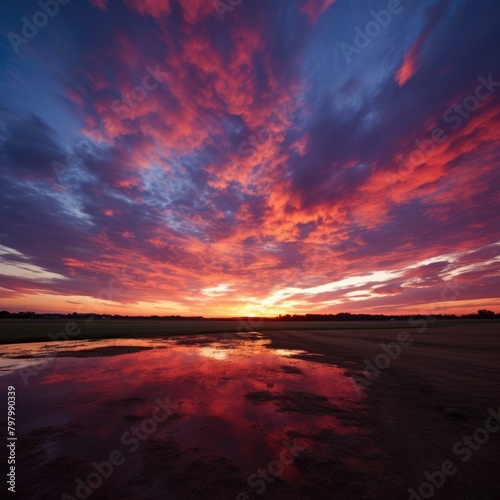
[[125, 0, 171, 17], [178, 0, 215, 23], [299, 0, 337, 24], [395, 0, 450, 86], [395, 46, 418, 87]]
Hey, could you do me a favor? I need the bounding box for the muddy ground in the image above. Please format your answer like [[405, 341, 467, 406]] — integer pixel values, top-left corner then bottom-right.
[[263, 322, 500, 499], [2, 322, 499, 499]]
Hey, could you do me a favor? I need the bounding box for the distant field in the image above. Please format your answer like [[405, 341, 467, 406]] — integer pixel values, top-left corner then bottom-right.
[[0, 317, 481, 344]]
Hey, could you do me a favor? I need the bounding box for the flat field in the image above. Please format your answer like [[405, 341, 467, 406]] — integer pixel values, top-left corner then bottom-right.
[[0, 318, 460, 344], [263, 321, 500, 498], [0, 320, 498, 499]]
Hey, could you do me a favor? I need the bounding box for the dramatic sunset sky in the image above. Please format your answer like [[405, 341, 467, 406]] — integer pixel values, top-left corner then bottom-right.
[[0, 0, 499, 316]]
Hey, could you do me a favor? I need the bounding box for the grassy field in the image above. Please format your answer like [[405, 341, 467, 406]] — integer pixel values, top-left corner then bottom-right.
[[0, 318, 467, 344]]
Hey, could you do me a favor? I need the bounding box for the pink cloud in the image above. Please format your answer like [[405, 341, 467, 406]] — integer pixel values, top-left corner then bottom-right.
[[89, 0, 108, 10], [125, 0, 171, 18], [299, 0, 337, 24]]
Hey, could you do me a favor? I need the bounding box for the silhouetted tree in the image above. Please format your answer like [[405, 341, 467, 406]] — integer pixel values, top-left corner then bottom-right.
[[477, 309, 495, 319]]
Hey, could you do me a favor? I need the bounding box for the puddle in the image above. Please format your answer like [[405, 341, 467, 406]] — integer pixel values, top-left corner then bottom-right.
[[1, 334, 374, 498]]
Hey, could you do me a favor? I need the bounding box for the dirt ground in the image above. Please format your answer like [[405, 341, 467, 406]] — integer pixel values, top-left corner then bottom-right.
[[263, 322, 500, 499], [2, 322, 499, 499]]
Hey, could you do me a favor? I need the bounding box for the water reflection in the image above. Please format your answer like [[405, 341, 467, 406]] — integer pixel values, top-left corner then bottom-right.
[[1, 334, 372, 498]]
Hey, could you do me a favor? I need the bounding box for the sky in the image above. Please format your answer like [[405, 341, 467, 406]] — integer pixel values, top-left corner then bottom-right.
[[0, 0, 499, 317]]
